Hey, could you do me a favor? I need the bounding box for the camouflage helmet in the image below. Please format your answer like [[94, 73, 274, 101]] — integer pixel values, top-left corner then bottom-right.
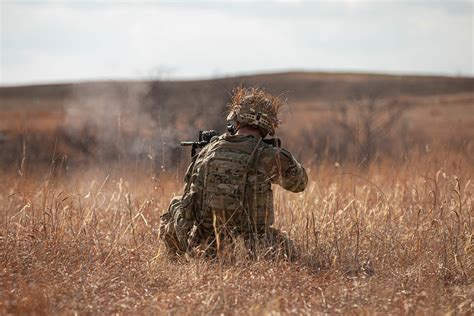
[[226, 87, 282, 136]]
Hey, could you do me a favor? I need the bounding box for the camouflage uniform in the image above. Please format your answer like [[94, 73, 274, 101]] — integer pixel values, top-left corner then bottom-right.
[[160, 133, 307, 259], [160, 86, 307, 259]]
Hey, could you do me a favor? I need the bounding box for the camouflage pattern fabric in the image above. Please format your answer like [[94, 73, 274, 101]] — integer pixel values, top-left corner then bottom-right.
[[188, 225, 297, 261], [159, 133, 307, 258], [159, 191, 196, 254], [159, 196, 188, 254]]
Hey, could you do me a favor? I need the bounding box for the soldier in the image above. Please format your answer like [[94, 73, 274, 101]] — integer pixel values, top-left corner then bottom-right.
[[159, 86, 308, 260]]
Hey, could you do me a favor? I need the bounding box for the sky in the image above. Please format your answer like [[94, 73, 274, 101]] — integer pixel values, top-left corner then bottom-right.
[[1, 0, 473, 86]]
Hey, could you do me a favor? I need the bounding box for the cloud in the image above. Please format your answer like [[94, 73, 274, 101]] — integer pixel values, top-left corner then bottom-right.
[[1, 1, 472, 85]]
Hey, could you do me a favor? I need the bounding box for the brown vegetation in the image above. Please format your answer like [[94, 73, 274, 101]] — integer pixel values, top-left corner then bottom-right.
[[1, 72, 473, 169], [0, 72, 473, 314], [1, 155, 472, 314]]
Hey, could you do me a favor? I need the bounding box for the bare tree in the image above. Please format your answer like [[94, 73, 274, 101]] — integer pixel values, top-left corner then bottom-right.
[[333, 87, 409, 166]]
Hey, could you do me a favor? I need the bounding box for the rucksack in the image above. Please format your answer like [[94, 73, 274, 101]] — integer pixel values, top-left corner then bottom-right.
[[191, 136, 274, 235]]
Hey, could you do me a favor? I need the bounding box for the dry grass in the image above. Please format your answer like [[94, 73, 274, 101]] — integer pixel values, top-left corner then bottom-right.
[[1, 151, 472, 315], [2, 73, 473, 166]]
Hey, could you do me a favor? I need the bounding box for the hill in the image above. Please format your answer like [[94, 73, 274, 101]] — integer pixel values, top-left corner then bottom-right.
[[0, 72, 473, 169]]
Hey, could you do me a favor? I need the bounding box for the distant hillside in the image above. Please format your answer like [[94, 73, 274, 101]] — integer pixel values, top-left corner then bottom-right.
[[1, 71, 473, 106], [0, 72, 473, 168]]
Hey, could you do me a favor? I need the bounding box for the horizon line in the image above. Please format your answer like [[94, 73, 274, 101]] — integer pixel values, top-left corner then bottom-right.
[[1, 68, 473, 88]]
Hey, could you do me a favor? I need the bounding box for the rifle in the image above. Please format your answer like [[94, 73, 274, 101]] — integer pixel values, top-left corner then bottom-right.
[[181, 126, 281, 158], [181, 130, 218, 157]]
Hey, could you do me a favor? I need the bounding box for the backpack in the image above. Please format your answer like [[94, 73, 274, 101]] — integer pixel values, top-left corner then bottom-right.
[[191, 136, 274, 235]]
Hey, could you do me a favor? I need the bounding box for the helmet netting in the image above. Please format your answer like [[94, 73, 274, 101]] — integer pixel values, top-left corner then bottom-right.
[[227, 86, 282, 136]]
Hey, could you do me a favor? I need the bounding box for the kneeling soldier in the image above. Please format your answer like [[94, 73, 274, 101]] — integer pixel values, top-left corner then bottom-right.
[[160, 87, 308, 260]]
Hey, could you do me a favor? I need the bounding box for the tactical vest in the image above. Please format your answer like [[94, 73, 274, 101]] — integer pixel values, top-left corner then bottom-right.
[[189, 135, 274, 234]]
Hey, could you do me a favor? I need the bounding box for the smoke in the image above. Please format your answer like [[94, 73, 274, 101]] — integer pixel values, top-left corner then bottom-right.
[[54, 75, 234, 172], [61, 81, 184, 168]]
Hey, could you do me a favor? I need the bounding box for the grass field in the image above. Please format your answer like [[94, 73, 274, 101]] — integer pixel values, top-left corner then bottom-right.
[[1, 152, 472, 314], [0, 72, 473, 314]]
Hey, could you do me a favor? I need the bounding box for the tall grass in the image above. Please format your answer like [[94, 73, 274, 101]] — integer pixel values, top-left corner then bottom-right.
[[1, 152, 472, 314]]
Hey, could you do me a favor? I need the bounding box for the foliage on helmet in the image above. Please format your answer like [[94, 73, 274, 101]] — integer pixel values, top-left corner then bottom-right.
[[226, 86, 283, 136]]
